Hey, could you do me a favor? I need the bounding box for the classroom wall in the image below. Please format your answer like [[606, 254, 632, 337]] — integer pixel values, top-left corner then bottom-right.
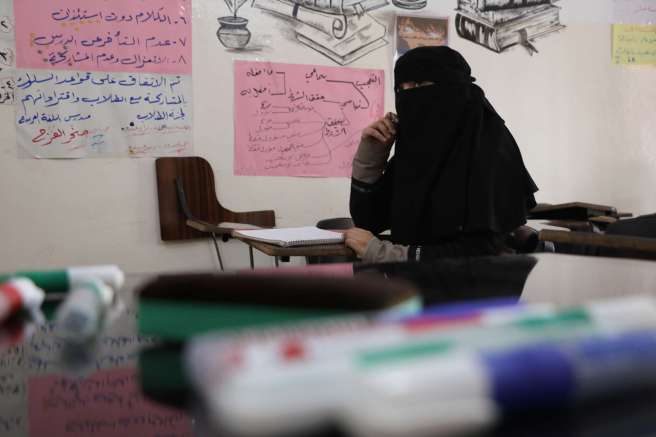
[[1, 0, 654, 273]]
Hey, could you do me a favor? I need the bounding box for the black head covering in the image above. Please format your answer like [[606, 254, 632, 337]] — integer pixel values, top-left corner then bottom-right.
[[390, 46, 538, 245], [395, 45, 475, 89]]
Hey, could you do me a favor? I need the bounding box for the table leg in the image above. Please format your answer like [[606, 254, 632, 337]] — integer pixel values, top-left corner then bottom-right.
[[211, 233, 224, 271], [249, 246, 255, 269]]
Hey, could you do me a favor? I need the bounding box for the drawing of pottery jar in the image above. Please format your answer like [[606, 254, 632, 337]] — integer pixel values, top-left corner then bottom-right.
[[217, 16, 251, 49], [392, 0, 426, 9]]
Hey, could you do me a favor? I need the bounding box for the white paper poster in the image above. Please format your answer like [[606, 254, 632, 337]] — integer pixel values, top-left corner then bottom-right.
[[16, 70, 192, 158], [12, 0, 193, 158], [614, 0, 656, 24]]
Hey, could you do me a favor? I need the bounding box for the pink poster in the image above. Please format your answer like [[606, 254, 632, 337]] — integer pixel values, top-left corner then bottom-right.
[[28, 368, 193, 437], [13, 0, 191, 75], [234, 60, 385, 177]]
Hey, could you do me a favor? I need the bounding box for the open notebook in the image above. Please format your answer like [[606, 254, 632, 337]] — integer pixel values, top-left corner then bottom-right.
[[232, 226, 345, 247]]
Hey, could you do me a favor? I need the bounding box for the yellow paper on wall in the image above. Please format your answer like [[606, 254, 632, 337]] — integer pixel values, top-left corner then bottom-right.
[[612, 24, 656, 66]]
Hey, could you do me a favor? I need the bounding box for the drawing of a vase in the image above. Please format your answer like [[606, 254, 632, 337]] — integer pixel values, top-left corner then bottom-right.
[[392, 0, 427, 9], [217, 16, 251, 49]]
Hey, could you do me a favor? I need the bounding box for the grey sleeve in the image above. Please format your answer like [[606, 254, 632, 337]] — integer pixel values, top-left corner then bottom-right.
[[362, 237, 409, 263], [352, 137, 393, 184]]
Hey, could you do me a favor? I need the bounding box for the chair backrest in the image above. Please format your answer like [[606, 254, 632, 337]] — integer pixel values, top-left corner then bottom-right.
[[316, 217, 354, 230], [155, 157, 276, 242], [507, 226, 540, 254], [156, 157, 225, 241]]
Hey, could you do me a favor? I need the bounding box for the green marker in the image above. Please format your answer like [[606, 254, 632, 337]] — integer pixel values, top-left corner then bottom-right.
[[0, 265, 125, 293]]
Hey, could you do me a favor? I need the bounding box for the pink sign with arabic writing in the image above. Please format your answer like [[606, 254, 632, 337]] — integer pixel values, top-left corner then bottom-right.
[[28, 368, 193, 437], [13, 0, 191, 74], [234, 60, 385, 177]]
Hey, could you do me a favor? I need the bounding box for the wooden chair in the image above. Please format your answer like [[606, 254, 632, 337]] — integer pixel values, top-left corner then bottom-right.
[[539, 230, 656, 261], [529, 202, 632, 233], [155, 157, 276, 270], [529, 202, 620, 221]]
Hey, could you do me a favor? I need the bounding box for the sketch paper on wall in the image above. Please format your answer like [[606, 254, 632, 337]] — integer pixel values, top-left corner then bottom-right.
[[455, 0, 565, 55], [13, 0, 192, 75], [252, 0, 389, 65], [395, 15, 448, 59], [0, 49, 15, 106], [0, 0, 13, 34], [29, 369, 193, 436], [16, 70, 193, 158], [614, 0, 656, 24], [0, 15, 13, 37], [0, 3, 15, 105], [612, 24, 656, 65], [234, 60, 385, 177]]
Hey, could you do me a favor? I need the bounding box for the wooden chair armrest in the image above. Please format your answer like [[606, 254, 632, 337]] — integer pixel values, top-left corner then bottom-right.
[[185, 219, 234, 235], [544, 220, 593, 232], [589, 216, 618, 225]]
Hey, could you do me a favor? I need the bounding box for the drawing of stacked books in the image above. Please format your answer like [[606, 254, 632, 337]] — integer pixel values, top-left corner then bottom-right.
[[456, 0, 565, 55], [253, 0, 389, 65]]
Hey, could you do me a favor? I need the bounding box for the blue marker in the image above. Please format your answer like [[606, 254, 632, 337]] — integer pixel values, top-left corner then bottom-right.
[[347, 330, 656, 437]]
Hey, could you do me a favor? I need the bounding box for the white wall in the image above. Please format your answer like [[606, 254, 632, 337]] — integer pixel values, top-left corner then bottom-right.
[[1, 0, 654, 273]]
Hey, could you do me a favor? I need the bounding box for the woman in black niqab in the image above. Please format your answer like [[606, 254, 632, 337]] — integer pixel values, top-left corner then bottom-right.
[[346, 46, 538, 262]]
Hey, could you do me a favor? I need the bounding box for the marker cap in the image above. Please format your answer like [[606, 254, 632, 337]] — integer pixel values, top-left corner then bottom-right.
[[12, 278, 46, 310], [68, 265, 125, 291], [78, 277, 115, 307]]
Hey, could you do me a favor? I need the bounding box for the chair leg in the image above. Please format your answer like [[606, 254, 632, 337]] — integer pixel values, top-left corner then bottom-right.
[[249, 246, 255, 269], [275, 256, 279, 268], [210, 233, 224, 271]]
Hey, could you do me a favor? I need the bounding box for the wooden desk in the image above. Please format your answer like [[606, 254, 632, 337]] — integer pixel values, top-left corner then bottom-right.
[[234, 237, 355, 268], [529, 202, 619, 220], [539, 229, 656, 260]]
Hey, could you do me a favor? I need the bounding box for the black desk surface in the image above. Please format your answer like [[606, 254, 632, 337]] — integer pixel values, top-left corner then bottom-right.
[[3, 253, 656, 437]]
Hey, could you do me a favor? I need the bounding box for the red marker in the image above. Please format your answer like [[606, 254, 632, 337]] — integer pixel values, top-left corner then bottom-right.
[[0, 279, 45, 324]]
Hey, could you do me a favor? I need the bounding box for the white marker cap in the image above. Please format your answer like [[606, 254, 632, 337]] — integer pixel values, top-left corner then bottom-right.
[[68, 265, 125, 291], [10, 278, 46, 310], [78, 277, 115, 307]]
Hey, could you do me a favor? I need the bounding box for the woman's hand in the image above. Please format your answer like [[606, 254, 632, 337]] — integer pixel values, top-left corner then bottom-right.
[[361, 112, 398, 149], [344, 228, 375, 258]]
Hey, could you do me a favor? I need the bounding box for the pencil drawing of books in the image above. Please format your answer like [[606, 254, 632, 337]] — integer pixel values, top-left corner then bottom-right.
[[457, 0, 560, 24], [455, 3, 564, 54], [253, 0, 388, 65], [291, 0, 389, 16], [459, 0, 556, 12]]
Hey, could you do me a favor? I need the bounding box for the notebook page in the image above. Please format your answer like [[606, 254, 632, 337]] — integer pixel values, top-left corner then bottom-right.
[[234, 226, 345, 245]]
